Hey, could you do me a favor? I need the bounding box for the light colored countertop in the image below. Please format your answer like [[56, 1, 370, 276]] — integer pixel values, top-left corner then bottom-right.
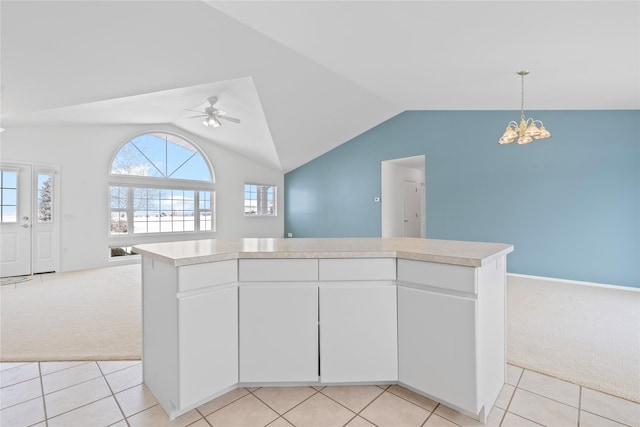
[[133, 237, 513, 268]]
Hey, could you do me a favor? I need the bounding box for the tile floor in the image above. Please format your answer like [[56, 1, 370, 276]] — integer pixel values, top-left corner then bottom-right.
[[1, 361, 638, 427]]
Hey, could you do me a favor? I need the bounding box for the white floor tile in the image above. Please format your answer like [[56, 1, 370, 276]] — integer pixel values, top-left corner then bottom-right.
[[0, 396, 46, 427], [98, 360, 142, 375], [40, 361, 89, 376], [127, 404, 202, 427], [47, 396, 123, 427], [0, 363, 40, 388], [509, 388, 578, 426], [0, 377, 42, 410], [114, 383, 158, 417], [580, 388, 640, 427], [44, 376, 111, 418], [42, 362, 101, 394], [518, 369, 580, 407], [104, 363, 142, 393]]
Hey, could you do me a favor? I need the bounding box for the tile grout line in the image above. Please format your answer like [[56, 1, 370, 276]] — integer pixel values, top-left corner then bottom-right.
[[507, 371, 560, 427], [97, 362, 129, 427], [196, 387, 252, 419], [348, 388, 387, 427], [317, 385, 384, 416], [577, 386, 582, 426], [498, 368, 523, 427], [37, 362, 49, 427], [193, 400, 215, 426], [32, 361, 136, 426], [249, 386, 321, 423], [383, 387, 439, 417], [420, 402, 439, 427]]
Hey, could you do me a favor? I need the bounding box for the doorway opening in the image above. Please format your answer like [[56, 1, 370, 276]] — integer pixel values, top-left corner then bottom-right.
[[381, 156, 425, 238]]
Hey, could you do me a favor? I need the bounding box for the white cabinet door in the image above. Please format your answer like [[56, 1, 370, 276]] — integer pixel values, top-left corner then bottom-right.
[[398, 286, 479, 414], [239, 284, 318, 383], [178, 285, 238, 408], [319, 284, 398, 383]]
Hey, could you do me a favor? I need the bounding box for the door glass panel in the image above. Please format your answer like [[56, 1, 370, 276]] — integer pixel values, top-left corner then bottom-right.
[[1, 170, 18, 223], [37, 173, 53, 222]]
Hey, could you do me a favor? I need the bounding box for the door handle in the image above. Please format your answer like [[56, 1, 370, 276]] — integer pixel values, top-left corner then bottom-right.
[[22, 224, 30, 228]]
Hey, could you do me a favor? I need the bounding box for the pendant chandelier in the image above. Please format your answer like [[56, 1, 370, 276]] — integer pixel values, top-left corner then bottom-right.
[[499, 70, 551, 145]]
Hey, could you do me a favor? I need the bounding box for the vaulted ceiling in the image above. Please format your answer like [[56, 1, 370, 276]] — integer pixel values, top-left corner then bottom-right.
[[1, 1, 638, 172]]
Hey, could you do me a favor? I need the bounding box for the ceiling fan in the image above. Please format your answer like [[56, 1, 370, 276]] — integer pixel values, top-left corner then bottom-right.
[[186, 96, 241, 128]]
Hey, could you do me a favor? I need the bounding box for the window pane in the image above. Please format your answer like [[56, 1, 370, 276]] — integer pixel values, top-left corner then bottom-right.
[[133, 210, 149, 234], [244, 183, 276, 216], [2, 205, 17, 223], [110, 212, 128, 234], [37, 174, 54, 222], [2, 171, 17, 188], [131, 134, 167, 177], [171, 155, 211, 181], [2, 188, 16, 205], [111, 132, 211, 181], [111, 139, 159, 177], [110, 186, 127, 209]]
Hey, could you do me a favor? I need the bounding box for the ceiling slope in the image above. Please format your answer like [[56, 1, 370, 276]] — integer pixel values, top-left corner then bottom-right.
[[2, 1, 638, 171], [0, 1, 401, 172], [211, 1, 640, 111]]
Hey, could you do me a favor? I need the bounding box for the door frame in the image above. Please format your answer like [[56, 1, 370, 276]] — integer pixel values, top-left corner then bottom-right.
[[381, 155, 426, 238], [0, 161, 60, 276]]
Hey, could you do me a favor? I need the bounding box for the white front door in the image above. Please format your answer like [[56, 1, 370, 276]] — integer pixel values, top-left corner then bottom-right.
[[33, 171, 57, 273], [0, 164, 32, 277]]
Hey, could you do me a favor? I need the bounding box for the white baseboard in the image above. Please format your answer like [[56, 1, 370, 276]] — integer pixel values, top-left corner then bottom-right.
[[507, 272, 640, 293]]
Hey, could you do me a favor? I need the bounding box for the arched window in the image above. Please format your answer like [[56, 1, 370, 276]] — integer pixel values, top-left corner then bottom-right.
[[109, 132, 215, 246]]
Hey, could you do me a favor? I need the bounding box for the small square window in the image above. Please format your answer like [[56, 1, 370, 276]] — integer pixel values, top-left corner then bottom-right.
[[244, 184, 276, 216]]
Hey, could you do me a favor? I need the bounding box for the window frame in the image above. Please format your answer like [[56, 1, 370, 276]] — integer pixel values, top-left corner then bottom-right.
[[108, 132, 216, 248], [244, 183, 277, 217]]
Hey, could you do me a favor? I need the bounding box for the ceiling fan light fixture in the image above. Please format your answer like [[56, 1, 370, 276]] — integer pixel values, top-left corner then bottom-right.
[[187, 95, 240, 129], [203, 115, 222, 128]]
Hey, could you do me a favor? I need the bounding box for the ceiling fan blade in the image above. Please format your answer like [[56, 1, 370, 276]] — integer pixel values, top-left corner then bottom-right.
[[186, 114, 207, 118], [184, 109, 205, 114], [219, 115, 241, 124]]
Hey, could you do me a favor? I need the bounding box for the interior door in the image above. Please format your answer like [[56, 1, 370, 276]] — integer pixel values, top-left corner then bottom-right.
[[403, 180, 421, 238], [1, 164, 32, 277]]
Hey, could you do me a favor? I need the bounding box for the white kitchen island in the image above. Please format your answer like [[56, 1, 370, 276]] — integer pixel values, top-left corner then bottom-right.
[[133, 237, 513, 423]]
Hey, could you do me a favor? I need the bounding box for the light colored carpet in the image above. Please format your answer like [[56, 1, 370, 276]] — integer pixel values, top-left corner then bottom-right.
[[507, 274, 640, 404], [0, 264, 141, 361], [1, 264, 638, 404]]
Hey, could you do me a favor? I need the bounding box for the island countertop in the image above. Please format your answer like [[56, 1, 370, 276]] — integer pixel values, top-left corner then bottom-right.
[[133, 237, 513, 268]]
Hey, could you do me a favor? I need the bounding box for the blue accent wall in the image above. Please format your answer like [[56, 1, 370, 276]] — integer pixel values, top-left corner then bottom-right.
[[284, 110, 640, 288]]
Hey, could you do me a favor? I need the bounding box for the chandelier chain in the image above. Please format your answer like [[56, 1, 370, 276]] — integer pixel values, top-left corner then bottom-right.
[[520, 72, 526, 123]]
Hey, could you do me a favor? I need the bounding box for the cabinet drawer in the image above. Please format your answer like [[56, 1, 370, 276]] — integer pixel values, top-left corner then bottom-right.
[[319, 258, 396, 281], [178, 260, 237, 293], [397, 259, 476, 294], [239, 259, 318, 282]]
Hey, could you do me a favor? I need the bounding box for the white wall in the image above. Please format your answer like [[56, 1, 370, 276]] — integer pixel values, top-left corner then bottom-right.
[[0, 124, 284, 272]]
